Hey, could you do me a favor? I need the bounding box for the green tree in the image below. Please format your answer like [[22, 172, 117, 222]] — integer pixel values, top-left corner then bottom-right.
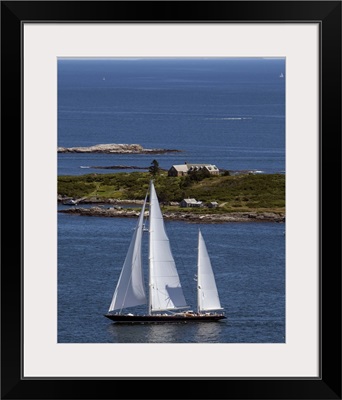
[[188, 168, 209, 182], [149, 159, 160, 176]]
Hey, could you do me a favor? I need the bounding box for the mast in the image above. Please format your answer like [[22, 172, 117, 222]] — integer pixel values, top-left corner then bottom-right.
[[197, 229, 201, 314], [197, 229, 200, 314], [148, 180, 153, 315]]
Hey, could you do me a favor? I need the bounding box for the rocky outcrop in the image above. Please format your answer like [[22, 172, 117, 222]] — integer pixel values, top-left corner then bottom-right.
[[57, 143, 181, 154], [58, 207, 285, 223]]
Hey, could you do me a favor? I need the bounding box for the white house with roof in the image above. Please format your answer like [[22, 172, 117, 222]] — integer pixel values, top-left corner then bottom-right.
[[168, 164, 189, 176], [207, 201, 219, 208], [168, 163, 220, 177], [180, 198, 203, 208]]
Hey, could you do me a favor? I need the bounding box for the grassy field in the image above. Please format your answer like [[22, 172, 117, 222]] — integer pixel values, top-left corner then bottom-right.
[[58, 172, 285, 214]]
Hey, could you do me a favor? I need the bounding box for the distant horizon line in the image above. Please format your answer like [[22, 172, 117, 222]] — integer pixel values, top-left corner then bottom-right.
[[58, 56, 286, 61]]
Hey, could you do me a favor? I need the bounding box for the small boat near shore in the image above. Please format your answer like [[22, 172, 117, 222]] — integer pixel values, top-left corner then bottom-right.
[[62, 199, 78, 206], [104, 180, 226, 324]]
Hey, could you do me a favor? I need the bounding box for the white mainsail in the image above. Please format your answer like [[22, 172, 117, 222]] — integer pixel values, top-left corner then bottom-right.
[[197, 229, 223, 313], [108, 181, 225, 320], [148, 181, 189, 313], [108, 194, 148, 312]]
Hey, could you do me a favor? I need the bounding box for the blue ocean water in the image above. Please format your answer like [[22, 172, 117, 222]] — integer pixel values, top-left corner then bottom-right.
[[57, 58, 286, 343], [58, 214, 285, 343], [58, 57, 285, 175]]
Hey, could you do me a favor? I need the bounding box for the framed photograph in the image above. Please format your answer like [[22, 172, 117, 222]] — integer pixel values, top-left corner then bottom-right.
[[2, 1, 341, 399]]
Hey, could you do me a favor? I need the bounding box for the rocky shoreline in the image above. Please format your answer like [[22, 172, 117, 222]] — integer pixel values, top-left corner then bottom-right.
[[58, 206, 285, 224], [57, 143, 181, 154]]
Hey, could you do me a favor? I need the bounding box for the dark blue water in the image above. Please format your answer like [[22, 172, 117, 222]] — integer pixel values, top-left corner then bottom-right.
[[58, 57, 285, 175], [58, 58, 286, 343], [58, 214, 285, 343]]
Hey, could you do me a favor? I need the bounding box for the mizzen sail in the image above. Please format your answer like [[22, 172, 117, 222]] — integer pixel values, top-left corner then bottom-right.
[[197, 229, 223, 313]]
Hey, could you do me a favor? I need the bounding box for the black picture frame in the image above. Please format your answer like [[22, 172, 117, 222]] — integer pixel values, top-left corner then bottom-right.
[[1, 1, 341, 399]]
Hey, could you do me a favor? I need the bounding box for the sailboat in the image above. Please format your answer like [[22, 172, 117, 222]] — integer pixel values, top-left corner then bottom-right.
[[104, 180, 226, 323]]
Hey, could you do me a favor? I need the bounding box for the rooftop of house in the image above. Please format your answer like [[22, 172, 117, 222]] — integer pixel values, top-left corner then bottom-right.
[[181, 198, 203, 204], [170, 164, 189, 172], [170, 163, 219, 171]]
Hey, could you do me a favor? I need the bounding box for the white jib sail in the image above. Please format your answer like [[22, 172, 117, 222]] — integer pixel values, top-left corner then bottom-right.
[[108, 194, 148, 312], [149, 181, 188, 313], [197, 229, 223, 313]]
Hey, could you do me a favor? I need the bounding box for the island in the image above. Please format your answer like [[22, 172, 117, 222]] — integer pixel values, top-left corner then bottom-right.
[[58, 171, 285, 223], [57, 143, 181, 154]]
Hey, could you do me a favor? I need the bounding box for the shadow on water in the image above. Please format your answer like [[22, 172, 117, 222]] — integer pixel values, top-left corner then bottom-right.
[[106, 320, 228, 343]]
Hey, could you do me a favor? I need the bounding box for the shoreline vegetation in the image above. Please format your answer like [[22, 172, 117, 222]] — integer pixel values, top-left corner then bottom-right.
[[58, 170, 285, 223]]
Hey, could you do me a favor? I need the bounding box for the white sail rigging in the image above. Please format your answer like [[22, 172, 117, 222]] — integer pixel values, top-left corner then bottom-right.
[[107, 181, 224, 321], [197, 229, 223, 313], [108, 194, 148, 312], [148, 181, 189, 313]]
